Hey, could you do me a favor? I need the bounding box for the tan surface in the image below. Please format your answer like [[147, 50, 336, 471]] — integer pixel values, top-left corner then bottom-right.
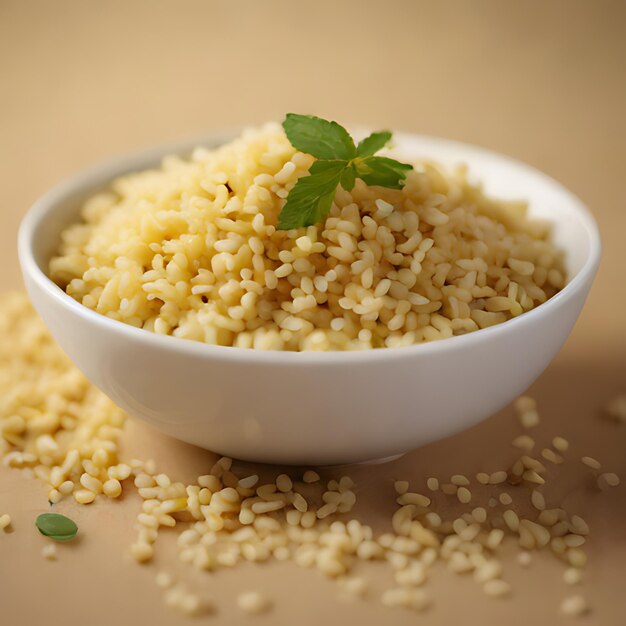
[[1, 1, 625, 625]]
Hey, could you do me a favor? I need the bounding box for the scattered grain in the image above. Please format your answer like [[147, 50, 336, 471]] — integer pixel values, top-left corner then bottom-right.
[[531, 490, 546, 511], [560, 595, 588, 617], [394, 480, 409, 495], [303, 470, 320, 484], [563, 567, 583, 586], [130, 542, 154, 563], [489, 471, 508, 485], [512, 435, 535, 452], [426, 477, 439, 492], [457, 487, 472, 504], [483, 579, 511, 597], [156, 572, 175, 588], [451, 474, 470, 486], [581, 456, 601, 471], [476, 473, 490, 485], [541, 448, 564, 465], [503, 510, 520, 533], [499, 493, 512, 506], [276, 474, 292, 493], [597, 472, 620, 490], [552, 436, 569, 452], [42, 543, 57, 560]]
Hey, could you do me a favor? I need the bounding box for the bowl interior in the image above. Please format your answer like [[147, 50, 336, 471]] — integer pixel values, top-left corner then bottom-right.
[[25, 133, 598, 298]]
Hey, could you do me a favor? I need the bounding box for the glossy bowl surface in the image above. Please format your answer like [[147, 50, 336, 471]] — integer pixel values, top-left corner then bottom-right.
[[18, 133, 601, 464]]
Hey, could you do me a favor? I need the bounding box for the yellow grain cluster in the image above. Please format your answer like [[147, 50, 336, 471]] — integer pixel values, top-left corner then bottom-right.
[[50, 124, 565, 351], [0, 292, 127, 503], [3, 292, 620, 619]]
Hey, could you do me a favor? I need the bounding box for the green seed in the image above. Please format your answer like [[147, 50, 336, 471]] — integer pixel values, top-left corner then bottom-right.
[[35, 513, 78, 542]]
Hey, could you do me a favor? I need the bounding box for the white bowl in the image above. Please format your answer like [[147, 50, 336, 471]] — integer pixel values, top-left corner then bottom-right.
[[18, 133, 601, 465]]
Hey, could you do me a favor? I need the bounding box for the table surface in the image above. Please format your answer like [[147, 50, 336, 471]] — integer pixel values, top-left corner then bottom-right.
[[1, 2, 625, 625]]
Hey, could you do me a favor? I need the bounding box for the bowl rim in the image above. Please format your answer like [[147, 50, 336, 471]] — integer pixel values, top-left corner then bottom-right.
[[18, 131, 602, 365]]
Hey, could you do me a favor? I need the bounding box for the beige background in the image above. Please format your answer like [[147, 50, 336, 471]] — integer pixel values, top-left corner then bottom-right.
[[0, 1, 625, 625]]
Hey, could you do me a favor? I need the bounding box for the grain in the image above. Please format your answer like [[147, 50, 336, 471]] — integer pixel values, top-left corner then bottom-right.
[[103, 479, 122, 498], [522, 470, 545, 485], [531, 490, 546, 511], [276, 474, 292, 493], [486, 529, 504, 550], [597, 472, 620, 490], [0, 325, 614, 620], [503, 510, 520, 533], [394, 480, 409, 495], [131, 542, 154, 563], [451, 474, 470, 486], [581, 456, 601, 471], [483, 579, 511, 597], [303, 470, 320, 484], [49, 125, 565, 353], [499, 493, 513, 506], [520, 411, 540, 428], [397, 492, 431, 507], [238, 474, 259, 489], [457, 487, 472, 504], [604, 395, 626, 423], [41, 543, 57, 560], [74, 489, 97, 505], [251, 500, 285, 514], [570, 515, 590, 535], [489, 471, 508, 485], [426, 477, 439, 492], [563, 567, 583, 585], [541, 448, 564, 464], [568, 549, 587, 568], [560, 595, 588, 617], [476, 472, 490, 485], [552, 436, 569, 452], [512, 435, 535, 451], [156, 572, 174, 588], [564, 534, 586, 548], [441, 483, 458, 495], [339, 576, 368, 598], [474, 559, 502, 583]]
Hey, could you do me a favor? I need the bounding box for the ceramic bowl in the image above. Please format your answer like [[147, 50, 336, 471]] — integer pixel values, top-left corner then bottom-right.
[[18, 132, 601, 465]]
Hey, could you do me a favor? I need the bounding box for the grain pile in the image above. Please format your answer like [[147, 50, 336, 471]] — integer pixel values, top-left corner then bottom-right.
[[1, 292, 622, 620], [49, 124, 566, 351]]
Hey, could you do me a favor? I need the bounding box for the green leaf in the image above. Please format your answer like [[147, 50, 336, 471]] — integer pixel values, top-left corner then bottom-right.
[[36, 513, 78, 542], [354, 156, 413, 189], [277, 160, 346, 230], [308, 159, 348, 176], [283, 114, 356, 161], [278, 115, 414, 227], [340, 165, 356, 191], [356, 131, 392, 157]]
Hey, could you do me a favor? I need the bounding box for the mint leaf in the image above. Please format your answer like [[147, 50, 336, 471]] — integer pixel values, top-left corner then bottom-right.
[[277, 160, 346, 230], [356, 131, 392, 157], [353, 156, 412, 189], [340, 165, 356, 192], [283, 114, 355, 161], [308, 159, 347, 176], [36, 513, 78, 542], [277, 115, 413, 229]]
